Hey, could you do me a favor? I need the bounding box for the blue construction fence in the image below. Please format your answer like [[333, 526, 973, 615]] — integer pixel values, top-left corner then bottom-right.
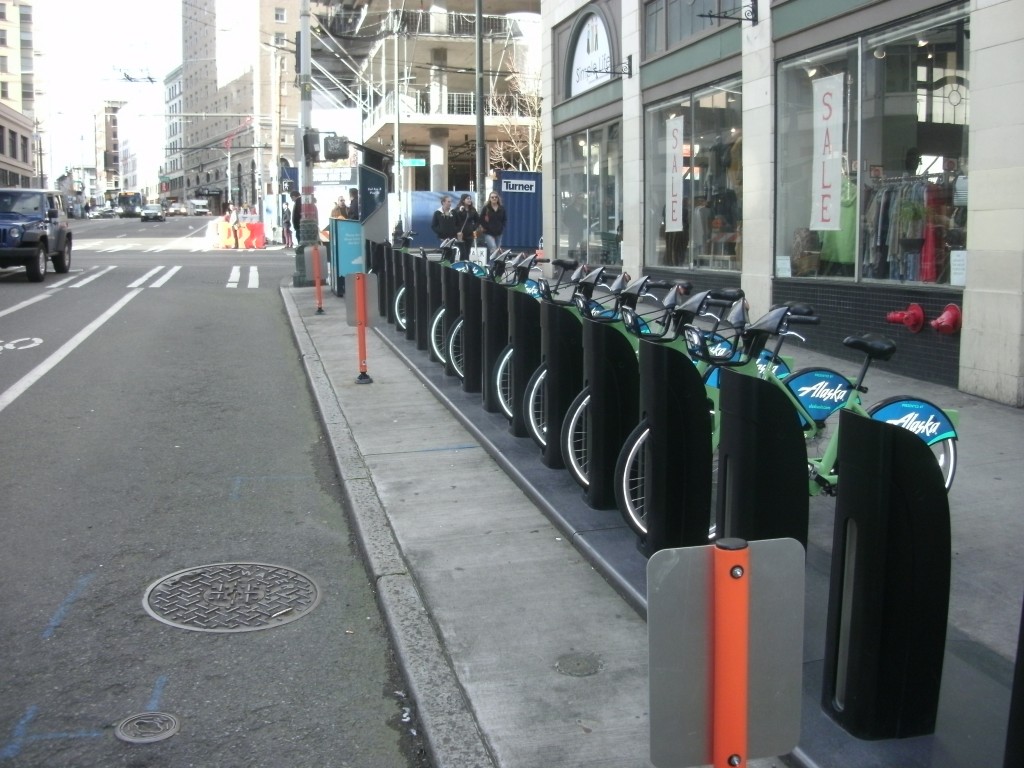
[[406, 171, 542, 252]]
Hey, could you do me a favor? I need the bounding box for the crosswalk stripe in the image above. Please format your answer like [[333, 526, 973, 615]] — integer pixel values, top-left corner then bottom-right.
[[71, 266, 117, 287], [150, 266, 182, 287]]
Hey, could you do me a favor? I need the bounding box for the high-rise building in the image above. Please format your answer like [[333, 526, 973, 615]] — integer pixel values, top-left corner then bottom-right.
[[0, 0, 38, 187]]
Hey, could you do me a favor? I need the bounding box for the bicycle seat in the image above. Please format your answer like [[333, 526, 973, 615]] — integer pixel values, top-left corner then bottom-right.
[[843, 333, 897, 361]]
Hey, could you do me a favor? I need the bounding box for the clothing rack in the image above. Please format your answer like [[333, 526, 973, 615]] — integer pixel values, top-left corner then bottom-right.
[[871, 172, 947, 185]]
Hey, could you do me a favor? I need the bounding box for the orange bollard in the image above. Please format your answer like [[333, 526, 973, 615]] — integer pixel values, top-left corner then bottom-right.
[[311, 244, 324, 314], [354, 273, 373, 384], [713, 538, 750, 768]]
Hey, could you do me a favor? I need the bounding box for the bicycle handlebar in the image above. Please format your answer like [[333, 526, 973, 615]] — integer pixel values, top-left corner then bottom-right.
[[786, 314, 821, 325]]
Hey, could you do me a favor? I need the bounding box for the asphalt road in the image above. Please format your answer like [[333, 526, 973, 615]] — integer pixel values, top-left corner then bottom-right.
[[0, 223, 429, 767]]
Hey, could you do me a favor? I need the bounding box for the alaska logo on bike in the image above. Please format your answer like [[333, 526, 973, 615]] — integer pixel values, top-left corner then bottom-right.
[[870, 398, 957, 444], [787, 368, 852, 424]]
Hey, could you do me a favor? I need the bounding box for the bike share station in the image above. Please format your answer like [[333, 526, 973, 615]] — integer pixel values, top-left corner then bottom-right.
[[320, 179, 1022, 765]]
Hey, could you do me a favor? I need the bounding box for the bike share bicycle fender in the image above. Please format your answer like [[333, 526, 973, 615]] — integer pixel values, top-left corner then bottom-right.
[[784, 367, 853, 428], [868, 397, 959, 445]]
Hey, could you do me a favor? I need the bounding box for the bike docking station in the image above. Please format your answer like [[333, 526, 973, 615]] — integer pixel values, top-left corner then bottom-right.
[[481, 257, 511, 413], [711, 361, 955, 749], [821, 409, 950, 740], [637, 335, 715, 557], [458, 261, 485, 393], [441, 259, 463, 376], [401, 247, 418, 344], [414, 252, 431, 351], [383, 241, 402, 326], [715, 367, 810, 547], [537, 292, 584, 469], [648, 536, 805, 768], [579, 298, 641, 509], [506, 262, 543, 438]]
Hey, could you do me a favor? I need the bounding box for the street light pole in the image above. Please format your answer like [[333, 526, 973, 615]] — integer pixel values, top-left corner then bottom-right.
[[298, 0, 316, 247], [475, 0, 486, 205]]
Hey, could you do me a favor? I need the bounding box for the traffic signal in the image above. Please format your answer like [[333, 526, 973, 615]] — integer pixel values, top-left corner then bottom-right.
[[323, 136, 349, 161], [294, 31, 302, 73], [302, 129, 320, 163]]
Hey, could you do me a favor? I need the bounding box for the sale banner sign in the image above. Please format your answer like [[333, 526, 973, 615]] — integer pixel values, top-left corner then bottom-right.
[[665, 117, 685, 233], [811, 74, 844, 231]]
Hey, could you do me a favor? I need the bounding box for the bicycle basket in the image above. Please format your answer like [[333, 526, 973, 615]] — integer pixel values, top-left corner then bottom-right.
[[683, 324, 743, 364], [574, 293, 619, 321], [621, 305, 671, 339]]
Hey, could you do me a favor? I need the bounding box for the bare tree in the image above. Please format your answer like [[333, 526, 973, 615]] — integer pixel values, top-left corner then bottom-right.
[[487, 71, 542, 172]]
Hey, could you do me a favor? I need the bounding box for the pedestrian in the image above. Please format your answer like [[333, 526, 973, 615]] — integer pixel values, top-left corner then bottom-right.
[[453, 193, 479, 261], [331, 196, 348, 219], [347, 187, 360, 220], [282, 201, 293, 247], [290, 190, 302, 246], [479, 191, 507, 257], [431, 195, 459, 244], [227, 203, 241, 249]]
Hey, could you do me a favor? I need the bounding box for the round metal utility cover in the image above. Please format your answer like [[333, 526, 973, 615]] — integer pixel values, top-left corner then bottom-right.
[[143, 563, 321, 633], [115, 712, 180, 744], [554, 652, 603, 677]]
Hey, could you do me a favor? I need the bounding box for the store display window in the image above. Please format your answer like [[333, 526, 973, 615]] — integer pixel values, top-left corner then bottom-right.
[[776, 6, 969, 285], [643, 77, 743, 271], [555, 123, 623, 265]]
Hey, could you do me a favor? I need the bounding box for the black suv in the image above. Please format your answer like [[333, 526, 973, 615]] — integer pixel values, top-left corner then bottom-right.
[[0, 189, 73, 282]]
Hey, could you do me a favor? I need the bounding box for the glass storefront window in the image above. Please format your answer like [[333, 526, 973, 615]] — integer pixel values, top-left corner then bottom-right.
[[643, 77, 743, 271], [555, 123, 623, 265], [644, 0, 741, 55], [776, 6, 969, 285]]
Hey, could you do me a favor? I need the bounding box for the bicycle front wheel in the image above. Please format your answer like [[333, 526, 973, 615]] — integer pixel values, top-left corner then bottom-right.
[[447, 316, 465, 379], [523, 364, 547, 448], [614, 421, 649, 537], [429, 306, 446, 363], [560, 388, 591, 489], [494, 345, 515, 420], [867, 400, 958, 490], [393, 285, 407, 331]]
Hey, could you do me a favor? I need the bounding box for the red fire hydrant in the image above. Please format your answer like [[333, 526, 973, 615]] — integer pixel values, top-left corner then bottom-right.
[[886, 303, 925, 333], [931, 304, 962, 334]]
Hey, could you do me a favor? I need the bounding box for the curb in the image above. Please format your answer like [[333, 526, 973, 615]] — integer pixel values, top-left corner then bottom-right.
[[281, 286, 497, 768]]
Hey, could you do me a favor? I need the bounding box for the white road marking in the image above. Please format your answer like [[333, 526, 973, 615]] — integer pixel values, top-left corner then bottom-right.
[[227, 265, 241, 288], [70, 266, 117, 287], [0, 290, 144, 415], [150, 266, 182, 287], [0, 294, 50, 318], [247, 266, 259, 288], [128, 267, 166, 288]]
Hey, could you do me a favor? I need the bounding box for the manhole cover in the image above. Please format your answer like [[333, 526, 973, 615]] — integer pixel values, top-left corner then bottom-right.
[[554, 652, 602, 677], [143, 563, 321, 633], [115, 712, 180, 743]]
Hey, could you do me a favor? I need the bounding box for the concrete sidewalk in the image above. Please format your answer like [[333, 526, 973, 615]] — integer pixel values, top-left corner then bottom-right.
[[283, 283, 1022, 768]]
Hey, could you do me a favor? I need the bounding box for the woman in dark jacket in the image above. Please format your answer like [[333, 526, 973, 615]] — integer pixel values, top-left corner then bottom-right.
[[479, 192, 507, 257], [453, 194, 479, 261], [431, 195, 459, 244]]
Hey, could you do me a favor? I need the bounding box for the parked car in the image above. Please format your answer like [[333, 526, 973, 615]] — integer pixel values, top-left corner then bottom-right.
[[141, 203, 166, 222], [0, 188, 73, 282]]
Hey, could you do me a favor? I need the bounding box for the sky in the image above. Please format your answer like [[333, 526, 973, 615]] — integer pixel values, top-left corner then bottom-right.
[[34, 0, 184, 181]]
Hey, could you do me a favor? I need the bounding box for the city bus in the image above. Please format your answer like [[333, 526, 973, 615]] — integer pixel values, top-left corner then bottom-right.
[[116, 191, 146, 217]]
